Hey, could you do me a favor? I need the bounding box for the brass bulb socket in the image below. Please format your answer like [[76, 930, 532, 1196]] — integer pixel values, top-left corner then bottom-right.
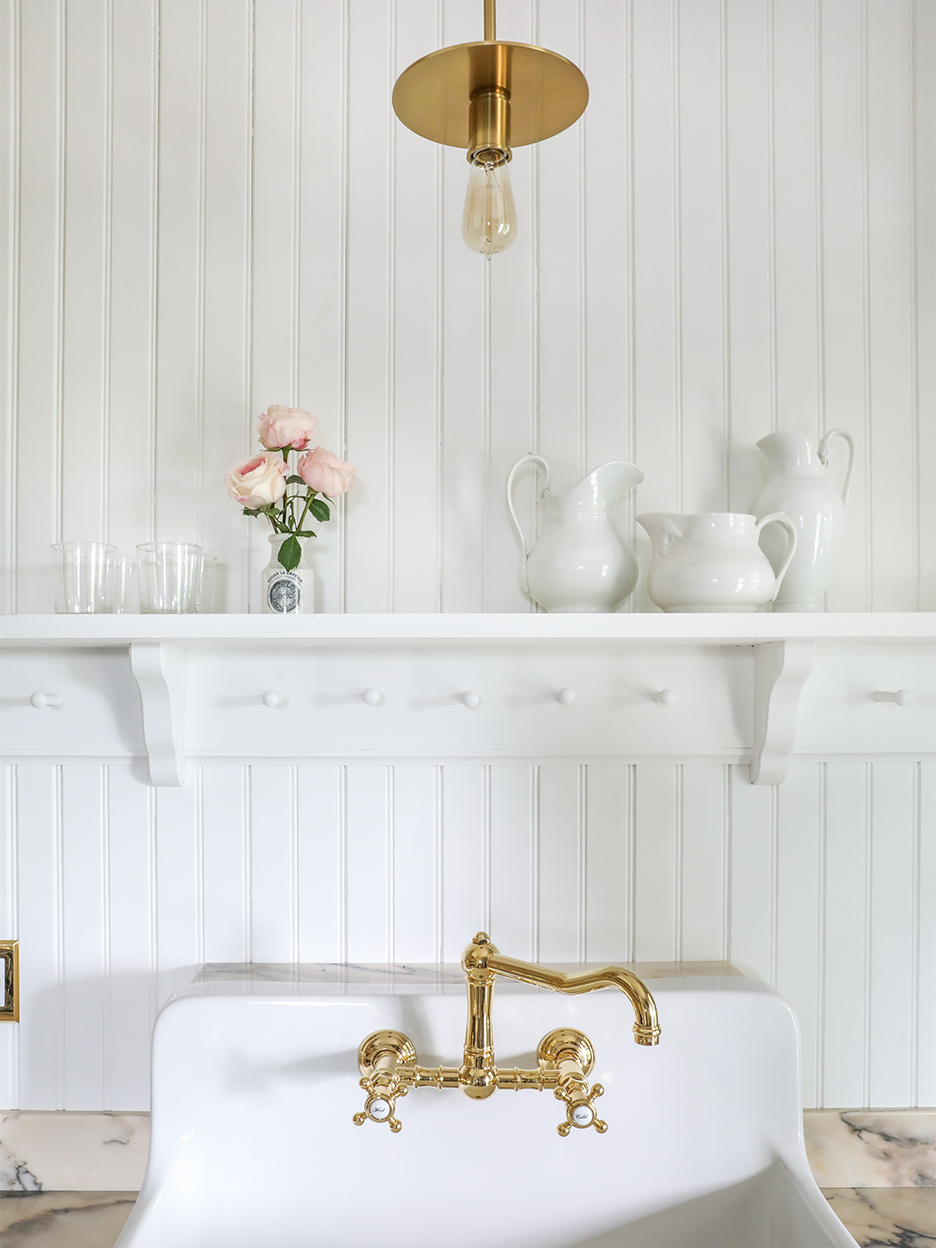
[[467, 86, 511, 166]]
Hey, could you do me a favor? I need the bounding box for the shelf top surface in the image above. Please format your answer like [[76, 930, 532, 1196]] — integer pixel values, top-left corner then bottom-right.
[[2, 612, 933, 647]]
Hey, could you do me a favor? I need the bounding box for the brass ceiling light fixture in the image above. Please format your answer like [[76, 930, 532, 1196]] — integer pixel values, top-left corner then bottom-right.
[[392, 0, 589, 258]]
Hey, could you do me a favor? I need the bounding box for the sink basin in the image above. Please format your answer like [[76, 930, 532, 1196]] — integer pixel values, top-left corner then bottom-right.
[[117, 963, 855, 1247]]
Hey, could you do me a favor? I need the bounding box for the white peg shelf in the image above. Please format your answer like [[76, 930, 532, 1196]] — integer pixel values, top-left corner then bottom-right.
[[1, 613, 932, 788]]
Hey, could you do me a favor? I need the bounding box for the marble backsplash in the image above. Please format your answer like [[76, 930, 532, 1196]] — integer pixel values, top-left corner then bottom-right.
[[2, 1108, 933, 1193]]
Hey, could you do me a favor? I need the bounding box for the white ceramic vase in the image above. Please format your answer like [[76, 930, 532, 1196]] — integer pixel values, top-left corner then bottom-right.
[[261, 534, 313, 614], [507, 455, 644, 613], [752, 428, 854, 612], [637, 512, 798, 613]]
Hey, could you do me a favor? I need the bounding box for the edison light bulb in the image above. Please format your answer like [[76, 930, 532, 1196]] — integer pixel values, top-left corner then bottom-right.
[[462, 161, 517, 257]]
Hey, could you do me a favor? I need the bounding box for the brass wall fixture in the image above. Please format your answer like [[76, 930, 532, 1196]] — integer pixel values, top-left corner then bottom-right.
[[391, 0, 589, 256], [353, 932, 660, 1135], [0, 941, 19, 1023]]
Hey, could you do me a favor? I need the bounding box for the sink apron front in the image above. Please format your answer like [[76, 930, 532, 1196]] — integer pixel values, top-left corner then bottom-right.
[[116, 968, 855, 1248]]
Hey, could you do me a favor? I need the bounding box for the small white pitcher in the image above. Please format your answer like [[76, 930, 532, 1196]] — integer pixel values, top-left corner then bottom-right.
[[637, 512, 798, 613], [752, 428, 854, 612], [507, 455, 644, 613]]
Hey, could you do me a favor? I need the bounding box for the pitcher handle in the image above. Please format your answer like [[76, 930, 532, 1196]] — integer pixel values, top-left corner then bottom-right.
[[506, 454, 550, 596], [818, 428, 855, 503], [756, 512, 799, 603]]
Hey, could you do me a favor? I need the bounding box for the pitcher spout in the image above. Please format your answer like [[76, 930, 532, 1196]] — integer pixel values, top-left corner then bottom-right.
[[755, 430, 824, 478], [636, 513, 685, 555], [554, 461, 644, 514]]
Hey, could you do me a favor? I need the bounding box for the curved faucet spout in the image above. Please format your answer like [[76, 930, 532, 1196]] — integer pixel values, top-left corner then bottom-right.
[[462, 933, 661, 1047]]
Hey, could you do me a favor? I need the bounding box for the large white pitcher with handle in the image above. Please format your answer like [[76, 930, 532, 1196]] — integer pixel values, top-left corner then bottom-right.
[[507, 455, 643, 612], [752, 428, 854, 612]]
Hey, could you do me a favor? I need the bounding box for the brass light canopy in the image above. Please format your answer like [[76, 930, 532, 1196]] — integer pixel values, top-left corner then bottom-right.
[[392, 0, 589, 255], [392, 39, 589, 158]]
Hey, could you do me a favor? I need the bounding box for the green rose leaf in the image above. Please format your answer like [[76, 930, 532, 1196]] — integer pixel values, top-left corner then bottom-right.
[[278, 535, 302, 572], [309, 498, 331, 522], [285, 475, 306, 486]]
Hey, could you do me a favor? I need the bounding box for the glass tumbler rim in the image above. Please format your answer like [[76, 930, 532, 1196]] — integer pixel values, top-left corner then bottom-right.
[[136, 540, 203, 555], [52, 540, 117, 553]]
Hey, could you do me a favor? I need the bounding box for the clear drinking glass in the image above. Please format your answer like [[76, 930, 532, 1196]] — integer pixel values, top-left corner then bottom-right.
[[195, 554, 217, 613], [51, 542, 116, 613], [136, 542, 203, 613], [112, 554, 139, 613]]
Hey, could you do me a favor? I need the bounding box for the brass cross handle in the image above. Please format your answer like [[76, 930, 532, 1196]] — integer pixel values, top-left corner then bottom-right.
[[554, 1078, 607, 1136], [352, 1073, 408, 1133], [351, 1030, 416, 1133]]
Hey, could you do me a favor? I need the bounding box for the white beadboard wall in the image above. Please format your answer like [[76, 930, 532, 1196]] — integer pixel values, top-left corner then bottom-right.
[[1, 0, 934, 1115], [0, 760, 933, 1112]]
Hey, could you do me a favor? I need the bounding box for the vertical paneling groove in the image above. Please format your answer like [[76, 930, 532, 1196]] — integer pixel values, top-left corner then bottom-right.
[[816, 761, 828, 1107], [577, 764, 586, 961], [719, 0, 731, 512], [290, 765, 299, 964], [859, 0, 873, 609], [908, 1, 920, 610], [813, 0, 826, 440], [339, 763, 348, 965], [386, 766, 395, 962], [100, 0, 114, 541], [53, 0, 65, 547], [769, 785, 778, 985], [766, 0, 778, 433], [54, 767, 64, 1108], [291, 0, 300, 407], [195, 0, 207, 547], [100, 767, 112, 1109], [2, 0, 20, 611], [531, 763, 540, 961], [910, 760, 920, 1103], [243, 766, 253, 962], [386, 0, 396, 612], [195, 767, 204, 963], [721, 762, 731, 962], [338, 0, 349, 613], [672, 0, 683, 510], [674, 763, 683, 957], [862, 762, 872, 1105], [577, 0, 587, 478]]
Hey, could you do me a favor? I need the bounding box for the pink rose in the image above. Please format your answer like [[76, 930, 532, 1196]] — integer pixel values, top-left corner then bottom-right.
[[297, 447, 357, 496], [256, 405, 319, 450], [225, 454, 288, 508]]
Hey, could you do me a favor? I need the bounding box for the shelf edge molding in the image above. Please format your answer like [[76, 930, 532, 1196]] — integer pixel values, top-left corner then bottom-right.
[[129, 642, 186, 787], [751, 640, 816, 786]]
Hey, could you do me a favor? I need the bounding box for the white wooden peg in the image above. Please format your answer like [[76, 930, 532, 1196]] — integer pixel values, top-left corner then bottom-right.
[[261, 690, 284, 708], [873, 689, 909, 705], [556, 688, 575, 705], [653, 689, 675, 706], [30, 692, 63, 708], [461, 691, 481, 709], [362, 688, 383, 706]]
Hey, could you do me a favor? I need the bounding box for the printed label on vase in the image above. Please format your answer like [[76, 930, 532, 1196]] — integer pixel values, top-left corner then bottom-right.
[[263, 568, 310, 614]]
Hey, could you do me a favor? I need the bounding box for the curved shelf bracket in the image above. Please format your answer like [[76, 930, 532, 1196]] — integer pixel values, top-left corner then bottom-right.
[[750, 639, 815, 786], [130, 642, 187, 787]]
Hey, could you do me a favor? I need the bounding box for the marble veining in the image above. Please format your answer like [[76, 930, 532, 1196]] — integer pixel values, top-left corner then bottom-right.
[[823, 1188, 936, 1246], [806, 1111, 936, 1189], [1, 1189, 932, 1248], [0, 1114, 149, 1193]]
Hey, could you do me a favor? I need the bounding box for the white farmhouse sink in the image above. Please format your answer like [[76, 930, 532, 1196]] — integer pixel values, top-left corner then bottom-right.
[[117, 963, 854, 1248]]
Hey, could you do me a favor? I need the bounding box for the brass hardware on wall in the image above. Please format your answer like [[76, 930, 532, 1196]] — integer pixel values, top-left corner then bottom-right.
[[353, 932, 659, 1134], [392, 0, 588, 256], [0, 941, 19, 1023]]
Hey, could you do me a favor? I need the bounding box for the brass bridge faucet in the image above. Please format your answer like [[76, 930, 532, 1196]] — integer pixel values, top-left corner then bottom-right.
[[353, 932, 661, 1136]]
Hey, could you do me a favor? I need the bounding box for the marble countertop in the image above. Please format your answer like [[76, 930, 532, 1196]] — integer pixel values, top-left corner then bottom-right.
[[2, 1187, 933, 1248]]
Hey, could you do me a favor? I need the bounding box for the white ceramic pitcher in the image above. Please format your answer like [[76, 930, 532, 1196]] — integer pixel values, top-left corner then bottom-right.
[[637, 512, 798, 612], [507, 455, 643, 613], [752, 428, 854, 612]]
